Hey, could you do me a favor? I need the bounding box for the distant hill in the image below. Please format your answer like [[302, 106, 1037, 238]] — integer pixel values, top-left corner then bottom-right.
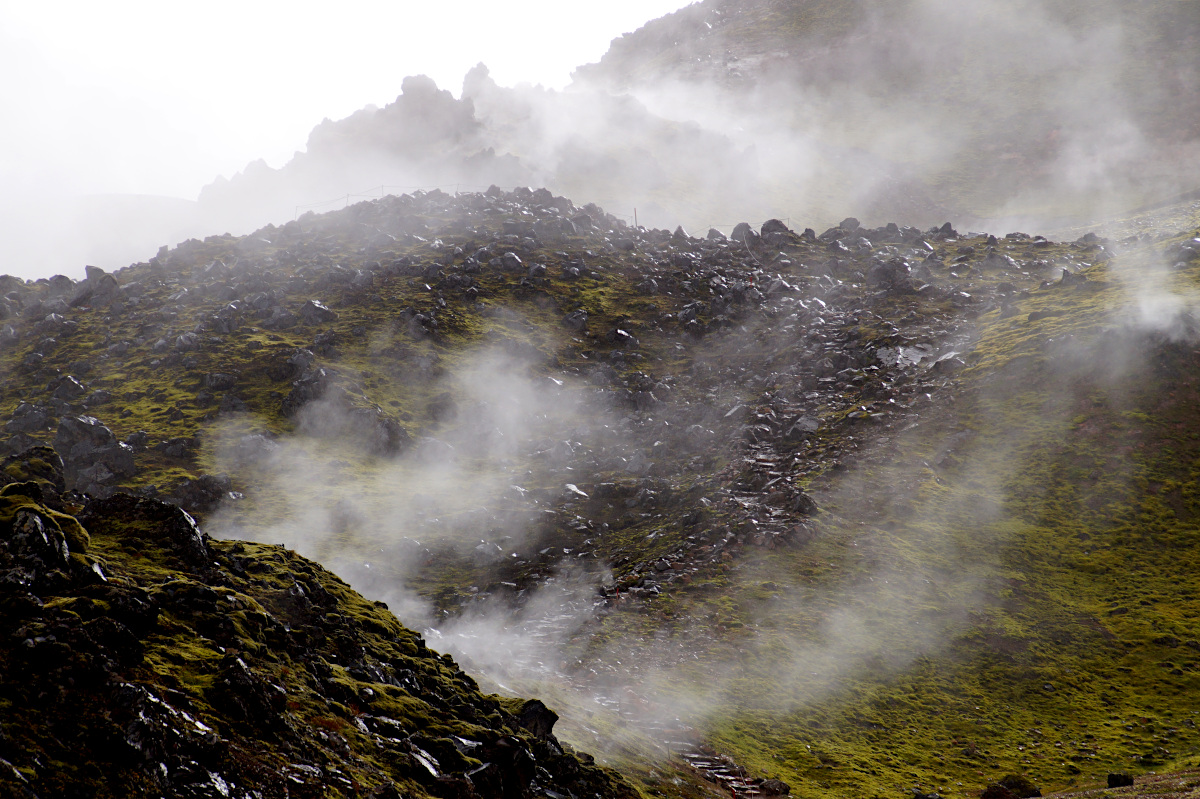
[[199, 0, 1200, 241], [573, 0, 1200, 221]]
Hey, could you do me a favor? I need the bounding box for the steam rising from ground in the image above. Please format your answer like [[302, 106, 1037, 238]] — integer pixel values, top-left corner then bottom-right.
[[179, 0, 1200, 770], [208, 344, 612, 626], [195, 218, 1200, 776]]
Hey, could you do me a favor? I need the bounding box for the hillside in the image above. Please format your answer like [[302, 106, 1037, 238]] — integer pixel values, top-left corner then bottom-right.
[[0, 449, 637, 799], [573, 0, 1200, 223], [2, 184, 1200, 797]]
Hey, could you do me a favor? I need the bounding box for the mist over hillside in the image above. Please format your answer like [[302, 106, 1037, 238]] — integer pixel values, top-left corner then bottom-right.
[[192, 0, 1200, 248], [2, 173, 1199, 797], [575, 0, 1200, 220], [5, 3, 1200, 798], [22, 0, 1198, 279]]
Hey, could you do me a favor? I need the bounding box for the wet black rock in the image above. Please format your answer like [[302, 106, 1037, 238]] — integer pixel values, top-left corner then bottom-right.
[[209, 653, 288, 730]]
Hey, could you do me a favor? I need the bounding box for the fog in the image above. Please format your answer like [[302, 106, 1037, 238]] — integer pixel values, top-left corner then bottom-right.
[[0, 0, 692, 280], [78, 0, 1197, 284], [9, 0, 1200, 782], [5, 0, 1196, 282], [187, 201, 1200, 782]]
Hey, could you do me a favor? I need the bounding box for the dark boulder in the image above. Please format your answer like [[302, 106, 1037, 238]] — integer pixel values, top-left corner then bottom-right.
[[299, 299, 338, 324], [6, 403, 52, 434], [230, 434, 281, 466], [4, 504, 71, 574], [262, 307, 298, 330], [45, 274, 75, 297], [154, 437, 199, 460], [996, 774, 1041, 798], [269, 348, 316, 382], [82, 493, 214, 571], [208, 653, 288, 731], [55, 415, 116, 453], [867, 259, 913, 292], [563, 309, 588, 331], [281, 368, 331, 417], [203, 372, 238, 391], [0, 482, 93, 590], [345, 407, 411, 456], [481, 735, 537, 798], [84, 389, 113, 408], [760, 778, 791, 796], [173, 332, 200, 351], [166, 474, 234, 516], [1, 446, 66, 493], [513, 699, 558, 740], [218, 395, 250, 415], [605, 328, 639, 348], [50, 375, 88, 402], [123, 431, 149, 451], [54, 417, 136, 490]]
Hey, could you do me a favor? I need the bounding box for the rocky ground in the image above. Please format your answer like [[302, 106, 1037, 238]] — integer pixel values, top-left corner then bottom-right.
[[0, 448, 638, 799], [1, 186, 1199, 797]]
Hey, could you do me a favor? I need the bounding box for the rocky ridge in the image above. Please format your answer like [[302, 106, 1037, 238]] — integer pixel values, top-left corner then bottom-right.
[[1, 186, 1199, 797], [0, 186, 1108, 584]]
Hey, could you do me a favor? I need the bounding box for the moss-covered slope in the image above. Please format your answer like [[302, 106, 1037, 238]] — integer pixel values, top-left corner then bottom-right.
[[3, 186, 1200, 798], [0, 460, 637, 799]]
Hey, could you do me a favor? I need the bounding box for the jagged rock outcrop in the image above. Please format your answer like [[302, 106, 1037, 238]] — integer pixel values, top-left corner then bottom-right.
[[0, 450, 635, 799]]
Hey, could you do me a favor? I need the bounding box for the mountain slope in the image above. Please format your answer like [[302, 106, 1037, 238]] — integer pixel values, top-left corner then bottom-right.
[[0, 452, 637, 799], [1, 187, 1200, 797], [574, 0, 1200, 223]]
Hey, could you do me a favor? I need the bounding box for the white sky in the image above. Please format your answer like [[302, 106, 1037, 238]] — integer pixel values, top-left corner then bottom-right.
[[1, 0, 691, 200]]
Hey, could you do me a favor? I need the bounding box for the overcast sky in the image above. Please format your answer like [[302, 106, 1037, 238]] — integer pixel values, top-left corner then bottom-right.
[[2, 0, 691, 200]]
